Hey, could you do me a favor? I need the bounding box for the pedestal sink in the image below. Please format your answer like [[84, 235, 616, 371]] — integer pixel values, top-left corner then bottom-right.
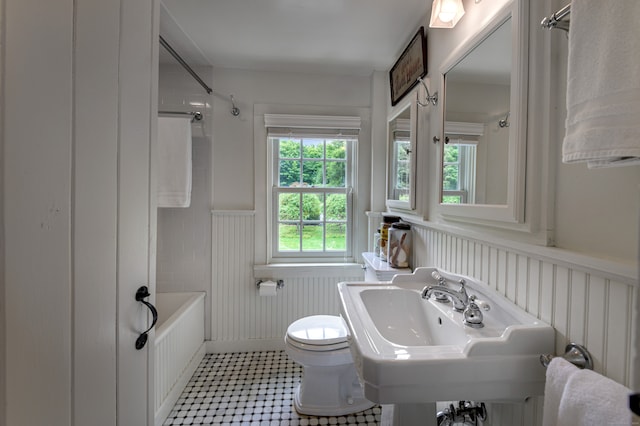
[[337, 267, 554, 425]]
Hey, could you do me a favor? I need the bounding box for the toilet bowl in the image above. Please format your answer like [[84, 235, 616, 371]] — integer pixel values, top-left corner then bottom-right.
[[285, 315, 374, 416]]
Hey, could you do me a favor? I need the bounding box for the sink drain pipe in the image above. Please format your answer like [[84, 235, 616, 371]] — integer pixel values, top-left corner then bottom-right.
[[436, 401, 487, 426]]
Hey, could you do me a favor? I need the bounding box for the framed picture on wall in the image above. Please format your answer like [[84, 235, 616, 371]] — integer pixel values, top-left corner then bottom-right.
[[389, 27, 428, 106]]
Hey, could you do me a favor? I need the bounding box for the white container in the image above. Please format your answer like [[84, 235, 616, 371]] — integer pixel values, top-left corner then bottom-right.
[[388, 222, 411, 268]]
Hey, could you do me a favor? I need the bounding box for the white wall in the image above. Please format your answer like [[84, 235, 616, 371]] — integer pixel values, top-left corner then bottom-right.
[[155, 66, 374, 348], [215, 67, 373, 347], [210, 67, 373, 210], [426, 0, 639, 261], [157, 64, 213, 339]]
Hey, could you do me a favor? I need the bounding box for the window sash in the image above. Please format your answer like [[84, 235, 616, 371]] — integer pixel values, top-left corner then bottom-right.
[[268, 133, 355, 261], [272, 187, 353, 259]]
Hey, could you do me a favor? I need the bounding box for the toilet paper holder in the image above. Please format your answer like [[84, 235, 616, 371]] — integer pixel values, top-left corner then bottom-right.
[[256, 279, 285, 289]]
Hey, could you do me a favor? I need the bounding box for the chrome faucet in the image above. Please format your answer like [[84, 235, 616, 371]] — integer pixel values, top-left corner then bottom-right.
[[421, 279, 469, 312], [463, 295, 484, 328], [430, 270, 451, 302]]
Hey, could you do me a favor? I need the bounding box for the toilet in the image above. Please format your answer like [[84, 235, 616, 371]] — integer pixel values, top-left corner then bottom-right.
[[284, 314, 374, 416]]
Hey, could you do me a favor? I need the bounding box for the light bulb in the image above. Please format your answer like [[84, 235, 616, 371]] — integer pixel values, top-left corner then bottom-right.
[[438, 0, 458, 23]]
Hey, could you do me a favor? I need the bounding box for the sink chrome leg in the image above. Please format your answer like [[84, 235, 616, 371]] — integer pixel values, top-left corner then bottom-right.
[[381, 403, 437, 426]]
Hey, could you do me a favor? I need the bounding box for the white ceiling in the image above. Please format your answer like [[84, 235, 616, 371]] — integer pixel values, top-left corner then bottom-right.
[[159, 0, 430, 76]]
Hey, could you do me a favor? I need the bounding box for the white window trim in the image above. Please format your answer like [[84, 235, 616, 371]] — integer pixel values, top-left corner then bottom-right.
[[265, 114, 360, 264]]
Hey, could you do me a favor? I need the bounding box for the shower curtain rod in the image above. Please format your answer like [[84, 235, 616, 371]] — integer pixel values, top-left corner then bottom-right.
[[159, 35, 213, 95], [541, 4, 570, 31]]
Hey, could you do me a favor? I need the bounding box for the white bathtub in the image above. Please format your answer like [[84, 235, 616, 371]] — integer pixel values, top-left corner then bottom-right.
[[154, 292, 206, 426]]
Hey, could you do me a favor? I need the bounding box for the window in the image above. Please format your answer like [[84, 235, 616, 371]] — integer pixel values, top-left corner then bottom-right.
[[265, 114, 359, 262], [442, 139, 477, 204], [391, 128, 411, 202]]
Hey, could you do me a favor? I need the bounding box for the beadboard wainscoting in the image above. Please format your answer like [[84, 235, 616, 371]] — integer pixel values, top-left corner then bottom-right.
[[210, 210, 364, 353], [409, 222, 637, 426]]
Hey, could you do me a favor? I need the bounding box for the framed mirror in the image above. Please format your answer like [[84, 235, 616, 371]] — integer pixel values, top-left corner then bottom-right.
[[387, 92, 418, 210], [437, 0, 527, 224]]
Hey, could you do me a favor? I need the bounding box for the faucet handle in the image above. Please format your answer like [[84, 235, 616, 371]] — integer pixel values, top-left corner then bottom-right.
[[457, 280, 469, 301], [463, 295, 484, 328]]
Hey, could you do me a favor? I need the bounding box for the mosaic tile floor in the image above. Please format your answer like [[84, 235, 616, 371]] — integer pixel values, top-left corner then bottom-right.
[[162, 350, 381, 425]]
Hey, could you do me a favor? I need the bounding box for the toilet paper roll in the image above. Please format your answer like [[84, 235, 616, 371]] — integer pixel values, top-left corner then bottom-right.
[[259, 280, 278, 297]]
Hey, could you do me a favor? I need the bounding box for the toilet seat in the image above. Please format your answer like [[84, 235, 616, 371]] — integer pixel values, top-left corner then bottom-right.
[[286, 315, 350, 352]]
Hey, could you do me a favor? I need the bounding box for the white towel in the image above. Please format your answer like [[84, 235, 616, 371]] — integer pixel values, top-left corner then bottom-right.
[[157, 116, 192, 208], [562, 0, 640, 168], [543, 358, 632, 426], [543, 358, 580, 426], [557, 368, 632, 426]]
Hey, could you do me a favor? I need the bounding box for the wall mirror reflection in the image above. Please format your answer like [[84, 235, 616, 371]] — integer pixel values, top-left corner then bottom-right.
[[438, 1, 527, 224], [387, 93, 418, 210], [443, 18, 511, 205]]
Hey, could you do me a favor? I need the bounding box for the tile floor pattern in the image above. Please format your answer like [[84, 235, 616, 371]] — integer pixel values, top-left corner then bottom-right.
[[163, 350, 381, 426]]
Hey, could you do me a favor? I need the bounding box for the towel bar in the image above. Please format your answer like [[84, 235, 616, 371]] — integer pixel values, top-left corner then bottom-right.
[[540, 343, 593, 370], [158, 110, 203, 122]]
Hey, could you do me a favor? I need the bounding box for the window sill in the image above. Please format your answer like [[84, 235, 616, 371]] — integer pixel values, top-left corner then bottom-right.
[[254, 263, 363, 278]]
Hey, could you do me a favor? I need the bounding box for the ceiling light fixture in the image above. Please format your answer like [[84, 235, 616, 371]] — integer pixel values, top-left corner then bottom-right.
[[429, 0, 465, 28]]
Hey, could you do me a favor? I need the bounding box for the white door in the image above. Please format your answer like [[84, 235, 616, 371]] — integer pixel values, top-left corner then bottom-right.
[[116, 0, 159, 424], [76, 0, 159, 424], [2, 0, 158, 424]]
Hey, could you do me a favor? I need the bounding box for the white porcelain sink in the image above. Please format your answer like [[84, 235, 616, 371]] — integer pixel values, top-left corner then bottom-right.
[[338, 267, 555, 404]]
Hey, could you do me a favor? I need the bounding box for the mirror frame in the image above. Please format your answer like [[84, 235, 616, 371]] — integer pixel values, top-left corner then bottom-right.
[[387, 91, 418, 211], [437, 0, 528, 225]]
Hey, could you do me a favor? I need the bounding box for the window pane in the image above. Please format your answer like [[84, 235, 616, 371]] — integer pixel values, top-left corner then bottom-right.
[[326, 223, 346, 251], [278, 223, 300, 251], [442, 195, 462, 204], [395, 160, 409, 190], [326, 140, 346, 159], [443, 165, 459, 191], [444, 144, 459, 163], [302, 193, 322, 220], [325, 161, 345, 188], [302, 139, 323, 158], [279, 160, 300, 187], [302, 161, 323, 187], [278, 193, 301, 220], [325, 194, 346, 221], [302, 224, 324, 250], [396, 140, 410, 161], [279, 139, 301, 158]]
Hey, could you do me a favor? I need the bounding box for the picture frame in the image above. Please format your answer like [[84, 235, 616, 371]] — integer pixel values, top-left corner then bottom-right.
[[389, 27, 428, 106]]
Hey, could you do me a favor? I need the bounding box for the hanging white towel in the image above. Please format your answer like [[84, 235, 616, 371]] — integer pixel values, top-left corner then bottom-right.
[[157, 116, 192, 208], [562, 0, 640, 168], [542, 358, 579, 426], [543, 358, 632, 426]]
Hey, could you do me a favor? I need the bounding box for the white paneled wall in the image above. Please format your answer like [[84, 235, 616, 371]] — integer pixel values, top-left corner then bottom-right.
[[211, 211, 363, 351], [410, 222, 637, 425], [210, 210, 636, 424]]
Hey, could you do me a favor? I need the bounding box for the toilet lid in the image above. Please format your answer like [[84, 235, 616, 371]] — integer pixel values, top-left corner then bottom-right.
[[287, 315, 349, 347]]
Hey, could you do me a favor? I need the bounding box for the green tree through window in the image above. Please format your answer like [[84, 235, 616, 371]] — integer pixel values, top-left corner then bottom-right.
[[272, 136, 351, 257]]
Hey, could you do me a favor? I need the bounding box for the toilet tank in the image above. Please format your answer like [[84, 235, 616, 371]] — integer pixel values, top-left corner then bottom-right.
[[362, 252, 411, 282]]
